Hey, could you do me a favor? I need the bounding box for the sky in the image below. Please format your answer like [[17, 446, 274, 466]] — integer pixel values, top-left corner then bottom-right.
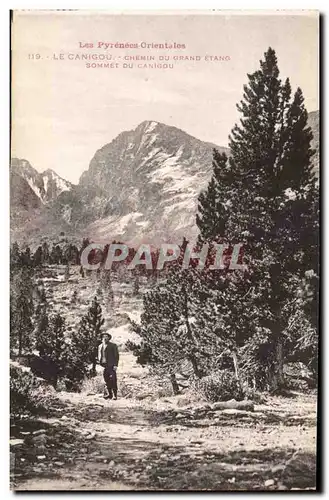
[[11, 10, 319, 184]]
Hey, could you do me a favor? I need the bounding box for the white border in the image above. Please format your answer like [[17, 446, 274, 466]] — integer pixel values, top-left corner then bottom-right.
[[2, 3, 326, 499]]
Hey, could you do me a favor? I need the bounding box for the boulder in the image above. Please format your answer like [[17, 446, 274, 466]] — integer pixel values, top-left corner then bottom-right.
[[211, 400, 254, 412]]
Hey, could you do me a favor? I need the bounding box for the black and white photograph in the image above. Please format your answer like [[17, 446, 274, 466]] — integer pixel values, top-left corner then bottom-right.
[[9, 10, 319, 491]]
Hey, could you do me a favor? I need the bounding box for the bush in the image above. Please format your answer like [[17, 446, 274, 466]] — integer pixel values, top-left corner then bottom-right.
[[195, 370, 244, 402], [10, 365, 57, 419], [31, 384, 58, 414], [10, 366, 35, 418]]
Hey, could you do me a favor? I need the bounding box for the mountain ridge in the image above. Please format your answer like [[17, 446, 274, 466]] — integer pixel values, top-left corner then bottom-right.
[[10, 111, 319, 246], [11, 159, 73, 204]]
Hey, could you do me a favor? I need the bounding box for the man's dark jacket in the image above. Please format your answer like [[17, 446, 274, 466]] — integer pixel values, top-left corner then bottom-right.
[[98, 342, 119, 367]]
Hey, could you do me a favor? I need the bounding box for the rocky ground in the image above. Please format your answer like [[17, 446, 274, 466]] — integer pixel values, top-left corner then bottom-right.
[[10, 390, 317, 491]]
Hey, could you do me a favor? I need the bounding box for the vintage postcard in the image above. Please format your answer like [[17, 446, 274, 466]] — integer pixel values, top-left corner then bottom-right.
[[10, 10, 319, 491]]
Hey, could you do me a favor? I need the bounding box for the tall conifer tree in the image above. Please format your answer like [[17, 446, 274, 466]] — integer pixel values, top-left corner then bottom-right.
[[196, 48, 318, 389]]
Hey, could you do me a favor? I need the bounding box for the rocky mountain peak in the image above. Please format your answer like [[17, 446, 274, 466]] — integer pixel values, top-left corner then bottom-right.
[[75, 121, 228, 244], [11, 158, 73, 205]]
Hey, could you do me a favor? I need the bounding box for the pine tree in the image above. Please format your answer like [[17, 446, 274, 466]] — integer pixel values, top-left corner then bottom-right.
[[35, 308, 50, 353], [34, 288, 51, 354], [130, 276, 187, 378], [50, 244, 63, 265], [72, 297, 105, 376], [10, 268, 34, 355], [196, 151, 231, 242], [100, 269, 114, 309], [80, 237, 90, 259], [71, 245, 80, 265], [50, 314, 67, 371], [131, 263, 231, 380], [130, 238, 229, 381], [36, 313, 67, 388], [64, 264, 70, 281], [133, 274, 140, 296], [196, 47, 318, 390], [10, 242, 22, 269], [33, 246, 43, 267], [63, 244, 79, 265], [22, 247, 32, 267], [42, 242, 50, 264]]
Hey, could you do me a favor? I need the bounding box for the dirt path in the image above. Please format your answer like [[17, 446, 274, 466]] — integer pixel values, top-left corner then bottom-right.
[[10, 390, 317, 491]]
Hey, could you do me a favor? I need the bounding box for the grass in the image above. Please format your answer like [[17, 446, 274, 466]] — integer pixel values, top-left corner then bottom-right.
[[80, 374, 105, 395]]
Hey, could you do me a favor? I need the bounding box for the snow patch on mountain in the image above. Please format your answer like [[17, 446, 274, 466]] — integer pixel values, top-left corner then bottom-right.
[[86, 211, 149, 240], [149, 152, 206, 195], [44, 176, 48, 193], [26, 178, 44, 201], [144, 121, 158, 134], [115, 212, 145, 232], [42, 170, 72, 198]]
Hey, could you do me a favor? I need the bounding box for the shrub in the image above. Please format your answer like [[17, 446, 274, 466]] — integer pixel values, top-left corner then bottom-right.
[[10, 365, 57, 419], [61, 360, 87, 392], [31, 384, 58, 414], [195, 370, 244, 402], [10, 366, 35, 418]]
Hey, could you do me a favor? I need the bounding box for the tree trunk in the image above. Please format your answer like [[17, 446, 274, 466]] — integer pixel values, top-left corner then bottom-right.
[[232, 350, 243, 391], [51, 376, 58, 390], [232, 351, 239, 380], [272, 339, 284, 390], [170, 373, 180, 395], [91, 360, 97, 377], [189, 356, 202, 379], [18, 329, 22, 356], [182, 285, 202, 379], [268, 339, 284, 392], [276, 339, 284, 385]]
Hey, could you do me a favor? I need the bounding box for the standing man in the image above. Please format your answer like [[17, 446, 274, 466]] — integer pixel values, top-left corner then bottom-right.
[[98, 333, 119, 400]]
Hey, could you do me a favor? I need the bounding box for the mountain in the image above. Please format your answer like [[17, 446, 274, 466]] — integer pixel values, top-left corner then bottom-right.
[[10, 159, 74, 246], [73, 120, 228, 244], [10, 169, 42, 228], [11, 159, 73, 204], [14, 120, 228, 246], [10, 113, 319, 246]]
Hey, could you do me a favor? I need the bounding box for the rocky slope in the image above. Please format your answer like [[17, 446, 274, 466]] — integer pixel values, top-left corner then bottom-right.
[[10, 159, 74, 246]]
